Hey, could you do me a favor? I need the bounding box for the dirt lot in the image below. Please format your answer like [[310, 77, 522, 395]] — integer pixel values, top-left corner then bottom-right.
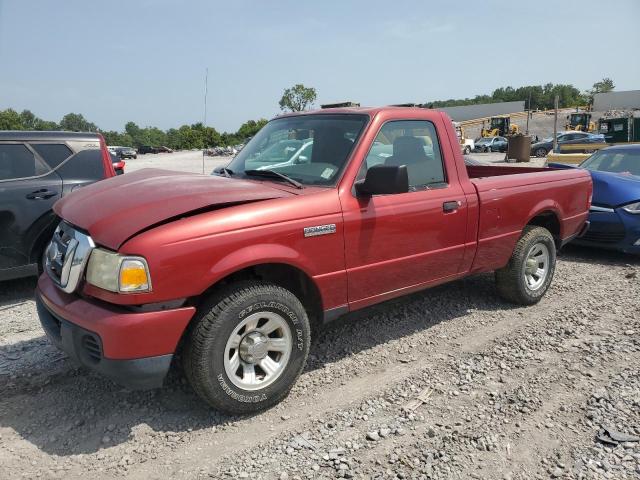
[[1, 154, 638, 480]]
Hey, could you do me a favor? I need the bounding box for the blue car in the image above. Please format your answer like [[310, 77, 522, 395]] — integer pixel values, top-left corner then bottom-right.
[[551, 145, 640, 254]]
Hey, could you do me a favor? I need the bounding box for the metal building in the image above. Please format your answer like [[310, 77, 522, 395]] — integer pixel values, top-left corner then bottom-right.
[[593, 90, 640, 111], [435, 101, 525, 122]]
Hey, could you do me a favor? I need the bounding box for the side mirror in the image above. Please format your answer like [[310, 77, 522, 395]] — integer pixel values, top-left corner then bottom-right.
[[355, 164, 409, 196]]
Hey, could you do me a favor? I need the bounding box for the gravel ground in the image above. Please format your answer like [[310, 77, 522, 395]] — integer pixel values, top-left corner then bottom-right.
[[0, 151, 637, 479], [0, 245, 638, 479], [125, 151, 229, 174]]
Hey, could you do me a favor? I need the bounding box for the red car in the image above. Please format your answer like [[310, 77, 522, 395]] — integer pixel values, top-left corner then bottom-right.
[[36, 106, 592, 413]]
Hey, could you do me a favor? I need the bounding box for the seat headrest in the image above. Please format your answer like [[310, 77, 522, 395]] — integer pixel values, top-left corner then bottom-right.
[[392, 136, 426, 163]]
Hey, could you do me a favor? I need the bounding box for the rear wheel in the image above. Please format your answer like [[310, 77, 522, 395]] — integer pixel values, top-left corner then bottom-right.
[[464, 146, 471, 155], [535, 147, 548, 158], [184, 281, 311, 414], [495, 226, 556, 305]]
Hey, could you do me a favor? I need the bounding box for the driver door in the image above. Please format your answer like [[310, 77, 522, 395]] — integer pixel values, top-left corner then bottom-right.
[[340, 119, 468, 309]]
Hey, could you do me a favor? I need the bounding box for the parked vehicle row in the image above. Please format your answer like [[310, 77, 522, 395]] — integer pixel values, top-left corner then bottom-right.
[[35, 106, 591, 414]]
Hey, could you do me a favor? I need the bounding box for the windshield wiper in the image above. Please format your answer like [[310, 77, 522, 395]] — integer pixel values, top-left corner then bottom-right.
[[244, 169, 303, 189], [213, 166, 234, 177]]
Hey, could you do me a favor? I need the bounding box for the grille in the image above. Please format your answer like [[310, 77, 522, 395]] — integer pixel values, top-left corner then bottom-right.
[[45, 222, 95, 293], [48, 227, 72, 282], [581, 230, 626, 244], [82, 335, 102, 363]]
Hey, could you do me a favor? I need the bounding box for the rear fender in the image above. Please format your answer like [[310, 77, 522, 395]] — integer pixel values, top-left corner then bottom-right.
[[525, 203, 563, 238]]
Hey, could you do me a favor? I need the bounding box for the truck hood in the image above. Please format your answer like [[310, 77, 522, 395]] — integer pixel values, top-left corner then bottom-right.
[[54, 169, 293, 249], [590, 170, 640, 208]]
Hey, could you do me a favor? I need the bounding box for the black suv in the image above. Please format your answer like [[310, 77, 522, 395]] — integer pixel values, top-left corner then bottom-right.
[[137, 145, 157, 154], [0, 131, 116, 281]]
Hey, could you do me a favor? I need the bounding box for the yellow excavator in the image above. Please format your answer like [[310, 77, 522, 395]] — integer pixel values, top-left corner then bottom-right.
[[565, 112, 596, 132], [481, 116, 520, 137]]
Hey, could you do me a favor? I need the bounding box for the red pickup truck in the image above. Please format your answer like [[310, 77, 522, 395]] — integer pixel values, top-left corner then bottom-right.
[[36, 106, 591, 413]]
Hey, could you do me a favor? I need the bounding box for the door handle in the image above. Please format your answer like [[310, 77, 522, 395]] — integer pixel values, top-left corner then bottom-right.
[[26, 189, 57, 200], [443, 200, 461, 212]]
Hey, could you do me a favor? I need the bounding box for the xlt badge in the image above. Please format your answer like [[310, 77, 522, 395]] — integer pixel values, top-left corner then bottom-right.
[[303, 224, 336, 237]]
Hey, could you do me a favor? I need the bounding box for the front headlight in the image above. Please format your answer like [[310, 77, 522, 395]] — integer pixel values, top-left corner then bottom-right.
[[622, 201, 640, 214], [86, 248, 152, 293]]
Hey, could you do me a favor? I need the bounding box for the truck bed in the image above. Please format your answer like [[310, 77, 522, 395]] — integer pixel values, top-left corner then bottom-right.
[[464, 163, 592, 274], [466, 164, 550, 179]]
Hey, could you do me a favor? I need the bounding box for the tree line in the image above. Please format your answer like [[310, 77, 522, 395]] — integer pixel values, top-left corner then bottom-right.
[[426, 78, 615, 110], [0, 108, 268, 150], [0, 79, 613, 149]]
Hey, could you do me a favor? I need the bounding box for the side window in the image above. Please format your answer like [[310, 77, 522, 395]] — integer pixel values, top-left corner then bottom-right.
[[360, 120, 446, 190], [30, 143, 73, 168], [0, 144, 49, 181], [55, 149, 104, 180]]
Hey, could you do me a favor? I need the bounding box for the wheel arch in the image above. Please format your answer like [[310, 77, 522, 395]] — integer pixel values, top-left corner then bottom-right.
[[526, 209, 561, 247], [187, 257, 324, 333]]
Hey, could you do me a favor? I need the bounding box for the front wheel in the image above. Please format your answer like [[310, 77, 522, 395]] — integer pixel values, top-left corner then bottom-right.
[[464, 146, 471, 155], [495, 226, 556, 305], [183, 281, 311, 414]]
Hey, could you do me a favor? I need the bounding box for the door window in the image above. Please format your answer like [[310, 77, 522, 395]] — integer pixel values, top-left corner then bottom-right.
[[360, 120, 446, 190], [0, 144, 49, 181]]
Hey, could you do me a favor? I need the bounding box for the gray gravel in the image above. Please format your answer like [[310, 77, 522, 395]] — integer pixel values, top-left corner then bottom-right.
[[0, 245, 638, 479]]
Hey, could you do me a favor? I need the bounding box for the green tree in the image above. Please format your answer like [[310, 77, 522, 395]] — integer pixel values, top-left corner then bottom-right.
[[279, 84, 317, 112], [0, 109, 25, 130], [586, 77, 615, 105], [236, 119, 267, 140], [60, 113, 97, 132], [591, 78, 615, 95]]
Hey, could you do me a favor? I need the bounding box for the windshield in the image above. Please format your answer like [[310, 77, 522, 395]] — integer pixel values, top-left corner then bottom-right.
[[581, 149, 640, 177], [476, 138, 491, 144], [226, 114, 368, 186]]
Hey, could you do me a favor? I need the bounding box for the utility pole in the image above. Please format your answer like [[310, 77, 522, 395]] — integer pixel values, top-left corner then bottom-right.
[[525, 90, 531, 135], [204, 67, 209, 126], [202, 67, 208, 174], [552, 95, 559, 153]]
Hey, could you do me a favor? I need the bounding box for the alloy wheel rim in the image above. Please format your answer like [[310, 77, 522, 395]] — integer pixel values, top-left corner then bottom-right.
[[223, 311, 292, 391], [523, 242, 550, 291]]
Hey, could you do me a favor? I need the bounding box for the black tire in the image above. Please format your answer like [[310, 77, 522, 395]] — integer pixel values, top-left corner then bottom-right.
[[495, 226, 556, 305], [183, 281, 311, 414], [464, 146, 471, 155], [535, 147, 548, 158]]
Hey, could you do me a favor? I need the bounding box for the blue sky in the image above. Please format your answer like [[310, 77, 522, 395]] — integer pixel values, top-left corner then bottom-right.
[[0, 0, 638, 132]]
